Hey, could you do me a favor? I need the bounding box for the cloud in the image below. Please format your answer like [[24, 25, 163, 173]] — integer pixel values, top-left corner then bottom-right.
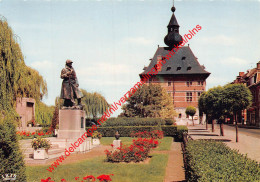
[[220, 57, 248, 67], [77, 62, 135, 76], [200, 35, 236, 46], [30, 60, 55, 70], [124, 37, 154, 45]]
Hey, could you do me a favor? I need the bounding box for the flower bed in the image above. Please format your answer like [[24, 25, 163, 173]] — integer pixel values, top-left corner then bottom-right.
[[130, 130, 163, 139], [185, 140, 260, 182], [17, 130, 53, 139], [105, 138, 159, 163], [41, 174, 114, 182]]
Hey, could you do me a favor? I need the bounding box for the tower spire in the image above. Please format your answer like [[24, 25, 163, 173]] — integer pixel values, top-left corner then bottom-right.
[[164, 1, 183, 48]]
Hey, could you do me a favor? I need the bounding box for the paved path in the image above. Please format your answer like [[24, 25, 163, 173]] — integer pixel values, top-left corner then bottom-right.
[[164, 142, 186, 182], [188, 124, 260, 162]]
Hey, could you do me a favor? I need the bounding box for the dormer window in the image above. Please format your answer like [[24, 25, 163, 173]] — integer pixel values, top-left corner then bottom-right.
[[182, 57, 186, 60], [187, 66, 191, 70], [177, 66, 181, 71], [166, 67, 171, 71]]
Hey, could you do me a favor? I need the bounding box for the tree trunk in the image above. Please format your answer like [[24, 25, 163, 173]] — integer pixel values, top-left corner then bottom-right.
[[236, 116, 239, 142], [212, 119, 215, 132], [206, 115, 208, 130], [192, 116, 194, 126], [220, 122, 224, 136]]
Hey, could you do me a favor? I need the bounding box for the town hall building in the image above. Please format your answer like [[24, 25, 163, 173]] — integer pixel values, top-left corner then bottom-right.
[[139, 3, 210, 123]]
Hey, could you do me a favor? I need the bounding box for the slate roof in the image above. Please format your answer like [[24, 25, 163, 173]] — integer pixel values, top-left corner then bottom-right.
[[140, 46, 210, 76], [167, 13, 179, 28]]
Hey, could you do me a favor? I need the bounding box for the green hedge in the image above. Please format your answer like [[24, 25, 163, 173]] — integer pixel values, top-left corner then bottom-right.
[[162, 125, 187, 141], [185, 140, 260, 182], [87, 125, 187, 139], [101, 118, 165, 127]]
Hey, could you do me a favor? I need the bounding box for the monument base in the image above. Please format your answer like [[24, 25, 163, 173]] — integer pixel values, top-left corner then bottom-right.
[[113, 140, 122, 151], [58, 109, 86, 139]]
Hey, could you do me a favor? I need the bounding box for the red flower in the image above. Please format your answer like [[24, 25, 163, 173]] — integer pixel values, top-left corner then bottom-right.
[[61, 179, 67, 182], [97, 174, 112, 181], [110, 144, 114, 147], [75, 177, 79, 180], [41, 177, 52, 182], [83, 175, 95, 181]]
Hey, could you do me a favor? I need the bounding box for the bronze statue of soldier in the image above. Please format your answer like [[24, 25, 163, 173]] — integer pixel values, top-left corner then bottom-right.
[[60, 59, 83, 108]]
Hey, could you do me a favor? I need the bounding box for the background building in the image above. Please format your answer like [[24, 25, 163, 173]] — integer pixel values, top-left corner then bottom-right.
[[140, 4, 210, 123], [232, 61, 260, 128]]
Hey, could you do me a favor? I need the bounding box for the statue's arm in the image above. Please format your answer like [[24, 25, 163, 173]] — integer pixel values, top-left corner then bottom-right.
[[61, 68, 68, 79]]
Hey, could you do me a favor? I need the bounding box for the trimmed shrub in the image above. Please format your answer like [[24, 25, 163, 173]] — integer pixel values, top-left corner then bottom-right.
[[88, 125, 188, 140], [185, 140, 260, 182], [130, 130, 164, 139], [0, 119, 26, 181], [101, 117, 164, 127], [87, 126, 160, 137], [164, 119, 175, 125]]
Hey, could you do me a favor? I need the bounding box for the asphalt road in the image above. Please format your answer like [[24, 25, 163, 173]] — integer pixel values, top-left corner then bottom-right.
[[224, 124, 260, 139]]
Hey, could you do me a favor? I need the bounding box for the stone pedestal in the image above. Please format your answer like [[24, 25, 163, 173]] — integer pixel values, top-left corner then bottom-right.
[[58, 109, 86, 139], [113, 140, 122, 151]]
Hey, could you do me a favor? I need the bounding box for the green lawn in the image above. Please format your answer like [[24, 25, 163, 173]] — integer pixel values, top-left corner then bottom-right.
[[100, 137, 173, 151], [26, 154, 168, 182], [26, 137, 173, 182]]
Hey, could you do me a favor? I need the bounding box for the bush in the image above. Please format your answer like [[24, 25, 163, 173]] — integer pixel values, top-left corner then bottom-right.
[[164, 119, 175, 125], [89, 125, 188, 140], [92, 131, 102, 139], [185, 140, 260, 182], [31, 137, 51, 150], [101, 118, 164, 127], [130, 130, 164, 139], [87, 126, 160, 137], [0, 119, 27, 181], [105, 138, 159, 163]]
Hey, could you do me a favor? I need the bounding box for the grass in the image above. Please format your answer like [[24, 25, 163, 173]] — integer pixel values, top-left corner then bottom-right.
[[100, 137, 173, 151], [26, 154, 168, 182]]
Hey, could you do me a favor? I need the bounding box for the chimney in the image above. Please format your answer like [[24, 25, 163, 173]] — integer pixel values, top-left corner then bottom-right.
[[239, 72, 244, 77]]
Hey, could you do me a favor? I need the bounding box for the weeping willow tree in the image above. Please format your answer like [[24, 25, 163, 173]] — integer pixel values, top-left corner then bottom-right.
[[0, 17, 47, 116], [0, 16, 49, 182], [81, 89, 110, 119]]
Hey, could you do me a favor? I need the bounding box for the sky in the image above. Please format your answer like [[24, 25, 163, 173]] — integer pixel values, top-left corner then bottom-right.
[[1, 0, 260, 116]]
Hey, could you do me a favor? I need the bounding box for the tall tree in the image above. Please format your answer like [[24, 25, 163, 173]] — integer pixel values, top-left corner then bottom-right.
[[81, 89, 110, 119], [0, 17, 47, 113], [0, 17, 48, 181], [185, 106, 196, 126], [121, 84, 176, 118], [0, 118, 26, 181], [223, 84, 252, 142]]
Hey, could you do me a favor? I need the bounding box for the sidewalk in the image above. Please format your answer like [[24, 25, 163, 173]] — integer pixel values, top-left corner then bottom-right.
[[188, 124, 260, 162]]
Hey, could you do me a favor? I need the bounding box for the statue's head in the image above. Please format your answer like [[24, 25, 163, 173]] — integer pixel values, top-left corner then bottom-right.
[[66, 59, 73, 67]]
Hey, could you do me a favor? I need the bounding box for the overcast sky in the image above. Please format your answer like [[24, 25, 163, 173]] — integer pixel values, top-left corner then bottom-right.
[[1, 0, 260, 116]]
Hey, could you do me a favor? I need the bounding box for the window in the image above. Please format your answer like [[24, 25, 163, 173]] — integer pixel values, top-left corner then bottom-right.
[[166, 66, 171, 71], [187, 66, 191, 70], [168, 81, 171, 86], [178, 113, 182, 118], [198, 92, 201, 97], [201, 81, 204, 85], [186, 92, 192, 102], [177, 66, 181, 71], [198, 81, 200, 85], [182, 57, 186, 60], [187, 81, 192, 87]]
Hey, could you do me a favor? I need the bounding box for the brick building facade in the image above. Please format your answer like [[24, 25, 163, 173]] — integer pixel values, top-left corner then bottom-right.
[[232, 62, 260, 127], [139, 4, 210, 123]]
